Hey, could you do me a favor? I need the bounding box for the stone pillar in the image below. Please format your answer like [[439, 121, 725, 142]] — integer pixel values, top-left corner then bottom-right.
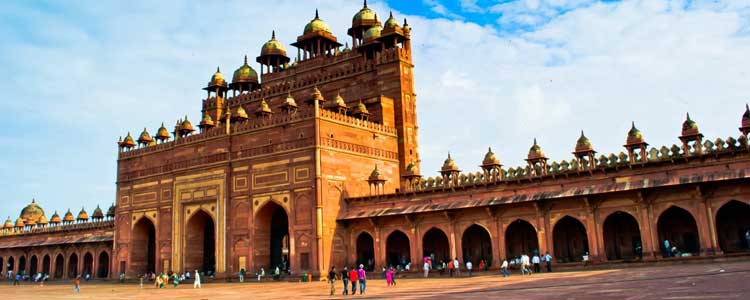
[[488, 213, 501, 269], [696, 198, 714, 256], [497, 218, 507, 262]]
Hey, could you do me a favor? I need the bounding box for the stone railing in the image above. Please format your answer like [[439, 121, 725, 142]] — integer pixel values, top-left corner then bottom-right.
[[0, 220, 114, 238], [118, 152, 230, 181], [321, 137, 399, 160], [319, 109, 397, 135]]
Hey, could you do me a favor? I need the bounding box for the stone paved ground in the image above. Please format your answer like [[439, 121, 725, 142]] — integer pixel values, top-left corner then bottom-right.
[[2, 261, 749, 299]]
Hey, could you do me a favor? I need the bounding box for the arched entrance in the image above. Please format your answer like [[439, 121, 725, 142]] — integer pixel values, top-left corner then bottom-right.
[[42, 255, 51, 275], [185, 210, 216, 273], [253, 202, 290, 272], [505, 219, 539, 259], [461, 224, 493, 267], [355, 232, 375, 271], [385, 230, 411, 268], [83, 252, 94, 276], [716, 200, 750, 253], [68, 253, 78, 278], [29, 255, 38, 275], [423, 228, 450, 263], [97, 251, 110, 278], [603, 211, 642, 260], [18, 256, 26, 275], [553, 216, 589, 263], [54, 255, 64, 278], [658, 206, 699, 257], [131, 217, 156, 275]]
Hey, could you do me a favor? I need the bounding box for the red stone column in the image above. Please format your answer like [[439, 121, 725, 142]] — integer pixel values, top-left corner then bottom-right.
[[497, 218, 507, 262], [410, 227, 419, 273], [488, 219, 501, 269], [373, 226, 384, 270], [695, 199, 714, 256], [643, 202, 660, 260]]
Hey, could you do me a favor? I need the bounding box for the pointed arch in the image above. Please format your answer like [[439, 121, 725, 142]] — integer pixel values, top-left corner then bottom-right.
[[385, 230, 411, 268], [461, 224, 493, 266], [715, 200, 750, 253], [131, 216, 156, 275], [657, 206, 700, 257], [505, 219, 539, 259], [422, 227, 450, 263], [602, 211, 641, 260], [552, 216, 589, 263], [355, 231, 375, 271]]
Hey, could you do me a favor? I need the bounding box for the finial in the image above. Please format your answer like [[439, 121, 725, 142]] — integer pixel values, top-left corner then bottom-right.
[[374, 163, 378, 170], [272, 30, 276, 39], [533, 138, 538, 145], [364, 0, 367, 8], [448, 152, 452, 159], [315, 9, 319, 19], [404, 18, 409, 26], [580, 130, 585, 137], [184, 115, 189, 121], [216, 66, 220, 72], [488, 147, 492, 152], [375, 13, 379, 21], [746, 103, 749, 111], [390, 11, 394, 18], [686, 112, 691, 120], [32, 198, 35, 204], [631, 121, 636, 129], [244, 55, 248, 64]]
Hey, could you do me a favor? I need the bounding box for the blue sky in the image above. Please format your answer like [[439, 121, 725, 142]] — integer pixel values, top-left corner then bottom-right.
[[1, 0, 750, 219]]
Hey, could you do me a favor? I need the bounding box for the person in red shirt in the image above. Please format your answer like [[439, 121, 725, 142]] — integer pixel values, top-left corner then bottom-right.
[[348, 267, 358, 295]]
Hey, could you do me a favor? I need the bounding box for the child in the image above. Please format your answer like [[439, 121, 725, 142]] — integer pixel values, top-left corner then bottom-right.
[[73, 277, 81, 293]]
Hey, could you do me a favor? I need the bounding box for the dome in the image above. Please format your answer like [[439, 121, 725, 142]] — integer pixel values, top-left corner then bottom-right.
[[383, 12, 400, 31], [368, 164, 385, 182], [20, 198, 45, 224], [353, 1, 376, 23], [403, 161, 419, 177], [304, 10, 332, 35], [352, 101, 369, 116], [50, 211, 61, 224], [363, 24, 382, 41], [37, 214, 48, 225], [208, 67, 227, 87], [77, 207, 89, 221], [63, 209, 75, 223], [682, 112, 699, 135], [156, 123, 170, 141], [482, 147, 500, 166], [627, 122, 645, 145], [233, 106, 249, 121], [14, 217, 25, 228], [200, 112, 215, 128], [527, 138, 546, 160], [743, 104, 750, 127], [575, 131, 593, 152], [137, 128, 153, 145], [283, 92, 298, 108], [4, 217, 13, 229], [107, 204, 116, 218], [122, 132, 136, 148], [256, 99, 272, 115], [441, 153, 460, 172], [181, 116, 195, 133], [92, 205, 104, 219], [232, 56, 259, 84], [330, 93, 347, 110], [261, 31, 287, 57], [311, 86, 325, 102]]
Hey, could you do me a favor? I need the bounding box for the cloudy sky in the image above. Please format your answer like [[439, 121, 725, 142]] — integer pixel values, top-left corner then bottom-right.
[[1, 0, 749, 219]]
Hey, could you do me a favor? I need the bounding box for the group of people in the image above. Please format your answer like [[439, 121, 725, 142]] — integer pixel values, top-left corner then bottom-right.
[[5, 270, 52, 286], [135, 270, 203, 289], [502, 252, 553, 276], [327, 264, 368, 296]]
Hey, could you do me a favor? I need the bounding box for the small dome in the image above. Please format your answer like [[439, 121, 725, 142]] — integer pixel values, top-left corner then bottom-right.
[[37, 214, 48, 225], [15, 217, 25, 228], [92, 205, 104, 219], [627, 121, 645, 145], [575, 131, 593, 152], [364, 23, 382, 41], [63, 209, 75, 222], [742, 104, 750, 128], [527, 138, 546, 160], [256, 99, 273, 115], [284, 92, 298, 108], [122, 132, 136, 148], [138, 128, 153, 145], [441, 153, 460, 172], [682, 112, 699, 135], [330, 93, 347, 110], [368, 164, 385, 182], [353, 1, 376, 23], [304, 10, 332, 35], [20, 198, 45, 224], [77, 207, 89, 221], [403, 18, 411, 32], [181, 116, 195, 133], [482, 147, 500, 166], [261, 31, 287, 57], [156, 123, 170, 140], [4, 217, 13, 229], [107, 204, 116, 217], [200, 112, 216, 128], [352, 101, 369, 116], [311, 86, 325, 102], [50, 211, 61, 224], [233, 106, 249, 121], [232, 56, 259, 84], [342, 42, 351, 53], [383, 12, 400, 31], [208, 67, 227, 87]]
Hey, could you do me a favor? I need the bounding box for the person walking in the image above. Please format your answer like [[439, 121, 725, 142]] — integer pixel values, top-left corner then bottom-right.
[[453, 257, 461, 277], [357, 264, 367, 295], [73, 276, 81, 293], [13, 273, 20, 286], [465, 260, 473, 277], [447, 259, 454, 277], [386, 267, 394, 286], [348, 266, 358, 295], [328, 266, 337, 296], [193, 270, 201, 289], [341, 267, 349, 295], [423, 258, 430, 278], [501, 258, 510, 277], [663, 239, 671, 257], [532, 254, 541, 273], [545, 252, 553, 272], [273, 266, 280, 281], [521, 254, 530, 275], [239, 268, 245, 283]]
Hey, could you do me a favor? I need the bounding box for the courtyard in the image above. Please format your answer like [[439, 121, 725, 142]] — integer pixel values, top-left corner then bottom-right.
[[1, 260, 749, 299]]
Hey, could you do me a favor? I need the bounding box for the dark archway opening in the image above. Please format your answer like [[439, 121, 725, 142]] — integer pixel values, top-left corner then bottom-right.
[[553, 216, 589, 263], [386, 230, 411, 268], [270, 206, 289, 271], [7, 257, 14, 275], [97, 252, 110, 278], [68, 253, 78, 278], [461, 224, 493, 267], [505, 219, 539, 259], [658, 206, 700, 257], [132, 218, 156, 275], [254, 202, 290, 272], [185, 210, 216, 274], [83, 252, 93, 277], [356, 232, 375, 271], [716, 200, 750, 253], [54, 255, 64, 278], [18, 256, 26, 275], [0, 257, 3, 275], [603, 211, 642, 261], [423, 228, 450, 263], [42, 255, 51, 275], [29, 255, 38, 276]]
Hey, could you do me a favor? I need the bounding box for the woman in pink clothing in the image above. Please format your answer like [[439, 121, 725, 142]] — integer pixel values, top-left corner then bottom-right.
[[385, 267, 393, 286]]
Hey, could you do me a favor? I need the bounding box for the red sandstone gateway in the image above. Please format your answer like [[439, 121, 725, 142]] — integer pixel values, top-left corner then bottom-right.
[[2, 2, 750, 281]]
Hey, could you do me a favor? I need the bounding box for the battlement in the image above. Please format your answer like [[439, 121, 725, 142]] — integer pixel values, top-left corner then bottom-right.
[[0, 220, 114, 239]]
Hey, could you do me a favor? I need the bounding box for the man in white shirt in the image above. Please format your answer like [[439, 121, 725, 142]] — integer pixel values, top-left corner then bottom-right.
[[501, 258, 510, 277], [545, 252, 553, 272], [453, 257, 460, 277], [532, 254, 541, 273], [521, 254, 530, 275], [465, 260, 473, 277]]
